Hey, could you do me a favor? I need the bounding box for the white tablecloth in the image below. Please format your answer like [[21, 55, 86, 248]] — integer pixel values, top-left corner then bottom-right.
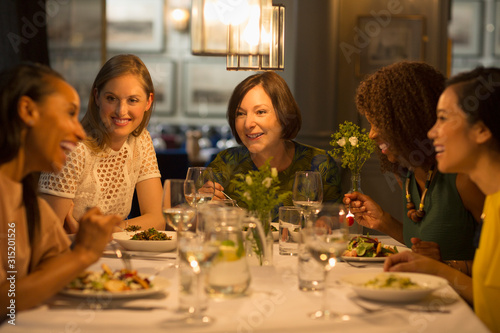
[[3, 237, 490, 333]]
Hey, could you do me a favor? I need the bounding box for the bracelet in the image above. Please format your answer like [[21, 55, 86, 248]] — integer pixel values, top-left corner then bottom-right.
[[445, 260, 471, 276]]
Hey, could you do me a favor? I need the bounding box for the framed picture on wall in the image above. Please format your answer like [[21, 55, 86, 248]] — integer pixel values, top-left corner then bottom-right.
[[106, 0, 165, 52], [449, 0, 483, 57], [356, 15, 426, 77], [142, 57, 176, 115], [182, 60, 253, 117], [495, 1, 500, 56]]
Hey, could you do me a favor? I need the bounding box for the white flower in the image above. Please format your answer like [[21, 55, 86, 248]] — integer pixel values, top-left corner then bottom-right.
[[337, 137, 346, 147], [349, 136, 358, 146], [243, 191, 252, 201], [271, 168, 278, 178], [246, 175, 253, 185], [262, 177, 272, 188]]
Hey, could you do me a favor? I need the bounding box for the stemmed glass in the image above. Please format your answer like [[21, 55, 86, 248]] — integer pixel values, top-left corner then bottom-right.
[[178, 232, 219, 325], [162, 179, 196, 231], [292, 171, 323, 228], [304, 203, 349, 320], [185, 167, 216, 233]]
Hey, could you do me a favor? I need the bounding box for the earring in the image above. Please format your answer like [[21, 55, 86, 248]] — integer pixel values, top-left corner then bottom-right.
[[27, 120, 34, 126]]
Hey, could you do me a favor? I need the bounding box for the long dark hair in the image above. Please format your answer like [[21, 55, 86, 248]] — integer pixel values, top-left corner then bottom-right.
[[446, 67, 500, 150], [0, 63, 64, 249]]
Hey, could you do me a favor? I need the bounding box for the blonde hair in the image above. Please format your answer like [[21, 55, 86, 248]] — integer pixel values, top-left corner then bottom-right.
[[81, 54, 155, 151]]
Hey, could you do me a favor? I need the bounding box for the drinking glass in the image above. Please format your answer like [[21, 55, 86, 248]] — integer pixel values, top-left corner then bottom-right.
[[304, 203, 349, 320], [178, 231, 219, 325], [292, 171, 323, 227], [162, 179, 196, 231]]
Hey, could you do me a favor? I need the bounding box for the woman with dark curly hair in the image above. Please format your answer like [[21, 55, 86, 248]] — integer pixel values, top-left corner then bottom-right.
[[345, 62, 484, 271]]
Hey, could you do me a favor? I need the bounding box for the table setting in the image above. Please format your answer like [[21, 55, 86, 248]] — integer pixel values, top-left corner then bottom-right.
[[4, 166, 490, 333]]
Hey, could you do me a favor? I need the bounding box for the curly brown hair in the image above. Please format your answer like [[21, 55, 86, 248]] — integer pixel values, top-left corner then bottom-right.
[[355, 61, 445, 175]]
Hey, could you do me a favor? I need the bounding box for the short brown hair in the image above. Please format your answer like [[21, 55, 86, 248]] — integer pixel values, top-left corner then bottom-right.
[[82, 54, 155, 150], [355, 61, 445, 174], [227, 72, 301, 144]]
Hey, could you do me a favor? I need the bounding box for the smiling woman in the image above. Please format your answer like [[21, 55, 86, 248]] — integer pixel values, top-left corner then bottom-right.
[[208, 72, 342, 222], [0, 63, 121, 316], [38, 54, 164, 234]]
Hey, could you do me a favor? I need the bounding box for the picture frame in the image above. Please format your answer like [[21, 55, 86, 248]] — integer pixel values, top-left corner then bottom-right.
[[142, 57, 176, 115], [449, 0, 483, 57], [106, 0, 165, 52], [356, 15, 426, 77], [495, 1, 500, 56], [182, 60, 253, 117]]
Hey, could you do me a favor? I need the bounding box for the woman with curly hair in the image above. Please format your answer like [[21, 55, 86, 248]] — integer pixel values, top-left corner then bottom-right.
[[345, 62, 484, 271]]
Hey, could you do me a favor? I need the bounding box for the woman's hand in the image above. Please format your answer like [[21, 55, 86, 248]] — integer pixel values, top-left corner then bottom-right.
[[63, 202, 79, 234], [384, 250, 442, 275], [212, 181, 225, 200], [343, 192, 385, 230], [411, 237, 442, 261], [72, 207, 121, 264]]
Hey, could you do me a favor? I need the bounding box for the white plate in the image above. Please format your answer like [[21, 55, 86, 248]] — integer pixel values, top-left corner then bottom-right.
[[342, 272, 448, 303], [341, 246, 410, 262], [60, 276, 169, 299], [112, 231, 177, 252]]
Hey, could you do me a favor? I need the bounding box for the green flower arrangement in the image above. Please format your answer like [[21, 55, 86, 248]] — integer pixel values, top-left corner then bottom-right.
[[231, 160, 289, 234], [329, 121, 376, 176], [231, 160, 289, 265]]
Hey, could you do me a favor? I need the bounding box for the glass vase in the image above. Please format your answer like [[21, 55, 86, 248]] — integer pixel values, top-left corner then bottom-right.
[[348, 171, 364, 235], [244, 211, 273, 266]]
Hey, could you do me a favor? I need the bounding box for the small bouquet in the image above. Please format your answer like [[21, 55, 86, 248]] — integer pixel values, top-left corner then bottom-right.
[[231, 160, 289, 265], [329, 121, 375, 176], [231, 160, 289, 233]]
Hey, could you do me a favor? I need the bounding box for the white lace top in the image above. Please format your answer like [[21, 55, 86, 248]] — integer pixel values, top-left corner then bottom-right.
[[39, 130, 161, 220]]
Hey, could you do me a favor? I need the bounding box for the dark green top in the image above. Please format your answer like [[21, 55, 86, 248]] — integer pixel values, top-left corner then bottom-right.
[[208, 141, 342, 222], [403, 171, 476, 260]]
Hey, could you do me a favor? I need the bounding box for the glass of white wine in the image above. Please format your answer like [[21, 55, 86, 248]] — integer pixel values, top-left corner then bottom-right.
[[185, 167, 216, 233], [162, 179, 196, 232], [304, 203, 349, 320], [292, 171, 323, 227], [177, 232, 219, 325]]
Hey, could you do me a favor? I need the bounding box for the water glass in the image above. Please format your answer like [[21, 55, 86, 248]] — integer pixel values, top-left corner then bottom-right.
[[279, 206, 302, 256]]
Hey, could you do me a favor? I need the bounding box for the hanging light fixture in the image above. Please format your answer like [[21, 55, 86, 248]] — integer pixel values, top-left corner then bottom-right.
[[226, 4, 285, 71], [191, 0, 273, 56]]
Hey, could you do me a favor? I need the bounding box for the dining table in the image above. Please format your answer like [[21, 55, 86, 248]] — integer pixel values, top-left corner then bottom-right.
[[3, 236, 490, 333]]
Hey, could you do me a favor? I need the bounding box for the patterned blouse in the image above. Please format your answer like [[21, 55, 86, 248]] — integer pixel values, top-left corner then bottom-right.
[[208, 141, 342, 221], [38, 130, 161, 220]]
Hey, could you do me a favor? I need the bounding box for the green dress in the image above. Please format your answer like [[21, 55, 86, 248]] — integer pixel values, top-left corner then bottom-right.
[[403, 171, 477, 260], [208, 141, 342, 221]]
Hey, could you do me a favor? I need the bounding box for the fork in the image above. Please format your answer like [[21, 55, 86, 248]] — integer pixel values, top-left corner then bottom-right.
[[342, 259, 367, 268], [111, 242, 132, 271], [221, 191, 241, 207]]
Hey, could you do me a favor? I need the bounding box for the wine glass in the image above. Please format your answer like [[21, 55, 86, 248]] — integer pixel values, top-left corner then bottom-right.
[[185, 167, 216, 233], [177, 232, 219, 325], [304, 203, 349, 320], [184, 167, 216, 208], [292, 171, 323, 227], [162, 179, 196, 232]]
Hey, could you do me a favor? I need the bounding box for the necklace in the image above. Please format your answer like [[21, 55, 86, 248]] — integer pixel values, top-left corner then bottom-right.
[[405, 166, 436, 223]]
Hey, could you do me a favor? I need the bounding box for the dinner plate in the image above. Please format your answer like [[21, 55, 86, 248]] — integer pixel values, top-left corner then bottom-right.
[[59, 276, 170, 299], [341, 246, 410, 262], [341, 272, 448, 303], [112, 231, 177, 252]]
